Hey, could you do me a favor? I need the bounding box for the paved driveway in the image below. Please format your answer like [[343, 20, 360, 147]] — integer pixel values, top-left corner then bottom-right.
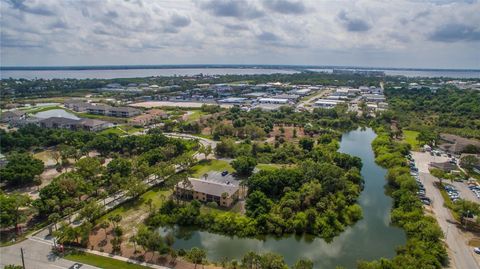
[[412, 151, 479, 269], [203, 171, 239, 186], [0, 238, 98, 269]]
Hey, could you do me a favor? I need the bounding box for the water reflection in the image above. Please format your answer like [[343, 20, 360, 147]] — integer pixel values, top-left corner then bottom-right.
[[158, 128, 406, 268], [34, 109, 79, 120]]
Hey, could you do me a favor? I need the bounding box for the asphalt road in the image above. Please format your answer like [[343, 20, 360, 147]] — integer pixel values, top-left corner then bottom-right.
[[412, 152, 479, 269], [0, 238, 98, 269], [1, 131, 215, 269]]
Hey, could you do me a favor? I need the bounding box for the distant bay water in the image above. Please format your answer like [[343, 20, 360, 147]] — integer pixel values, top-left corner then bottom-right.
[[308, 68, 480, 79], [1, 66, 479, 79], [0, 68, 299, 80]]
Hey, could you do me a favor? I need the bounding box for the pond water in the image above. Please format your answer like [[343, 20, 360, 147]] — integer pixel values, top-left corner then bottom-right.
[[159, 128, 406, 268], [34, 109, 79, 120]]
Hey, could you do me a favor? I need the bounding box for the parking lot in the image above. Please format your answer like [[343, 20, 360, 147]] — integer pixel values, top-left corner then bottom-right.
[[411, 151, 479, 203], [203, 171, 240, 186]]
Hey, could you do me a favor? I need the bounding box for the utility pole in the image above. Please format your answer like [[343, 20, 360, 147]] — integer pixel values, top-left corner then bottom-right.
[[20, 247, 26, 269]]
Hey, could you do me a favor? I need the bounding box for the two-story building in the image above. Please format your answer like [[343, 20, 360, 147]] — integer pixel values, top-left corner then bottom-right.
[[175, 177, 239, 207]]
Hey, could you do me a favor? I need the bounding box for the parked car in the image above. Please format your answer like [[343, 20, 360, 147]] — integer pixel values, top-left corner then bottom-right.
[[221, 170, 228, 176], [474, 247, 480, 254]]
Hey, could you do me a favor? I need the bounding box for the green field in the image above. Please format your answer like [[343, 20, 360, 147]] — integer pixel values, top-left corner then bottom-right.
[[100, 127, 125, 135], [65, 251, 150, 269], [190, 159, 234, 177], [101, 125, 144, 135], [186, 110, 208, 122], [100, 186, 172, 221], [402, 130, 420, 150], [22, 105, 63, 113]]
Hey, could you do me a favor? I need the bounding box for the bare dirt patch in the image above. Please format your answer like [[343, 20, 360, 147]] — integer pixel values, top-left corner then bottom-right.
[[268, 125, 307, 142]]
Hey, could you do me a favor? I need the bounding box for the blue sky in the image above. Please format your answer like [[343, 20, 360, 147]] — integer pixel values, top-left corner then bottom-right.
[[1, 0, 480, 68]]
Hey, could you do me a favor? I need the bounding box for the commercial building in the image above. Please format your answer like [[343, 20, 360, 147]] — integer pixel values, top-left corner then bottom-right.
[[64, 100, 90, 112], [313, 99, 345, 109], [438, 134, 480, 154], [0, 110, 26, 124], [430, 162, 457, 172], [258, 98, 289, 104], [79, 119, 111, 131], [292, 88, 312, 96], [129, 109, 168, 126], [64, 101, 141, 117], [38, 117, 110, 131], [272, 94, 300, 101], [218, 97, 248, 104], [39, 117, 81, 130], [175, 177, 239, 207], [363, 94, 386, 103]]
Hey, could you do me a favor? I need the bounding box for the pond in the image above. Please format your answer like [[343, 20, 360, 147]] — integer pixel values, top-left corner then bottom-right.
[[34, 109, 80, 120], [159, 128, 406, 268]]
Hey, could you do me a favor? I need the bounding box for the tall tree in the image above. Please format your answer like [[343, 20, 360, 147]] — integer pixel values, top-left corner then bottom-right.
[[187, 247, 207, 269], [0, 193, 31, 235], [0, 152, 44, 186]]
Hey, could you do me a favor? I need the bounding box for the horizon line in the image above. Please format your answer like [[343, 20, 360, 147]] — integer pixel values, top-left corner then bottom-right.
[[1, 64, 479, 72]]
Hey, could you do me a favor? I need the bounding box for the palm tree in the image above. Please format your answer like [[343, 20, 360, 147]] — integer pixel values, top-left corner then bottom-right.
[[221, 192, 229, 206], [129, 234, 138, 254], [187, 247, 206, 269], [99, 221, 110, 240], [181, 177, 193, 203], [204, 145, 212, 160], [203, 173, 208, 181], [48, 213, 61, 231], [146, 198, 153, 213], [99, 191, 108, 206], [64, 207, 74, 224]]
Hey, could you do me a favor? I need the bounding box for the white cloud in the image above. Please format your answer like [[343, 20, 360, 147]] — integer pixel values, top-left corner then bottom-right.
[[1, 0, 479, 68]]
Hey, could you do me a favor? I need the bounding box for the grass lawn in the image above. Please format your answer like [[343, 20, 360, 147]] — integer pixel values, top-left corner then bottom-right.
[[22, 105, 63, 113], [189, 159, 234, 178], [100, 127, 125, 135], [33, 149, 57, 166], [100, 186, 172, 222], [403, 130, 420, 150], [65, 251, 150, 269], [256, 163, 295, 172], [118, 125, 144, 134], [186, 110, 207, 122]]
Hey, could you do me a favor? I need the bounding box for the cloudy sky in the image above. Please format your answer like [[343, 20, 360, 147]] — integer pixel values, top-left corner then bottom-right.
[[1, 0, 480, 68]]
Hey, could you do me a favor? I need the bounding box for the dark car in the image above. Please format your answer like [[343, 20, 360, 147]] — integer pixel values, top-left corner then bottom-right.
[[221, 170, 228, 176], [421, 199, 431, 205]]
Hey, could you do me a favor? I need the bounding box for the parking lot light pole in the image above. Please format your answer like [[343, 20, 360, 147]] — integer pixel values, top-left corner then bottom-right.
[[21, 247, 26, 269]]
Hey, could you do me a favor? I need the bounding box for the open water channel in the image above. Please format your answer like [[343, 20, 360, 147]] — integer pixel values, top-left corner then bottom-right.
[[159, 128, 406, 268]]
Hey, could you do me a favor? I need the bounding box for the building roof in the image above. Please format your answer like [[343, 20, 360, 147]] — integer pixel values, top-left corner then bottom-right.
[[273, 94, 299, 99], [80, 118, 109, 127], [430, 162, 457, 172], [1, 110, 26, 117], [39, 117, 81, 125], [314, 99, 345, 104], [218, 97, 247, 103], [177, 177, 239, 197], [258, 98, 289, 103], [109, 106, 140, 113]]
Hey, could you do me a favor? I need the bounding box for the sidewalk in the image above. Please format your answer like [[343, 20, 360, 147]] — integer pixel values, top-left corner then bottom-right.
[[82, 248, 171, 269]]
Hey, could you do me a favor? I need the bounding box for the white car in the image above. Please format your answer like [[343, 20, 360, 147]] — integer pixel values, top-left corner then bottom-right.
[[474, 247, 480, 254]]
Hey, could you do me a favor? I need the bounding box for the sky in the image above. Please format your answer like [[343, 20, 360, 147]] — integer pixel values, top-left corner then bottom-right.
[[1, 0, 480, 69]]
